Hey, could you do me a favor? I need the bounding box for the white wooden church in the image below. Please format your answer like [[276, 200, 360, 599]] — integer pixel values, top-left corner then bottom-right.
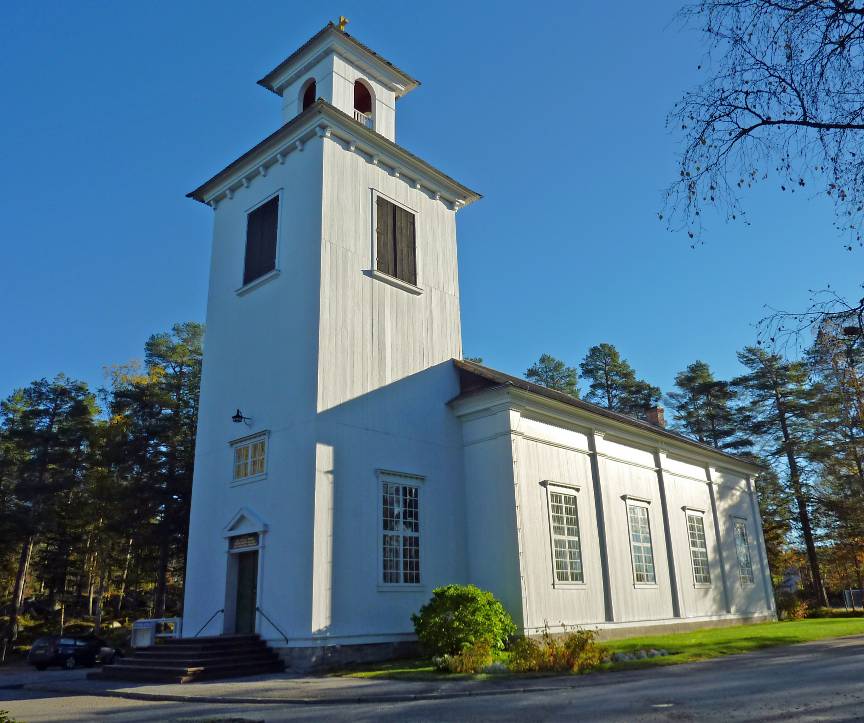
[[182, 22, 775, 668]]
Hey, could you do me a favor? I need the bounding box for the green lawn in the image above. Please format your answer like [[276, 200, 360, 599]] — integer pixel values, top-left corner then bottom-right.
[[336, 617, 864, 680]]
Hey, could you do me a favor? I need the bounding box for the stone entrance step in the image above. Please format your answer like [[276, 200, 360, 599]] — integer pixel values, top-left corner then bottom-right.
[[88, 633, 284, 684]]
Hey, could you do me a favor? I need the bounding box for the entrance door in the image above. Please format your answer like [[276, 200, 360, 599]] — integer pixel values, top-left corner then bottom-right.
[[234, 550, 258, 634]]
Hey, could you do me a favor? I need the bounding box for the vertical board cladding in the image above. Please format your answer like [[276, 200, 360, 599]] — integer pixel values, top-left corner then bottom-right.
[[661, 459, 729, 618], [596, 437, 675, 624], [460, 410, 525, 626], [713, 469, 773, 614], [183, 142, 325, 640], [513, 417, 607, 631], [317, 137, 462, 417]]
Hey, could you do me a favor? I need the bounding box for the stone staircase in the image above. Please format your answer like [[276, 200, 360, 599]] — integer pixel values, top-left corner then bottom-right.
[[88, 634, 284, 684]]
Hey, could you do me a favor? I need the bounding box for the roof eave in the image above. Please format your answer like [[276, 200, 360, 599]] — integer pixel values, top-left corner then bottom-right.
[[186, 101, 481, 207], [449, 360, 765, 475]]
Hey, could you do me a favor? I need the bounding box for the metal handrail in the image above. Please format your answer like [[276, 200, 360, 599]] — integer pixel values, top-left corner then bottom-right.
[[255, 606, 289, 645], [194, 608, 224, 637]]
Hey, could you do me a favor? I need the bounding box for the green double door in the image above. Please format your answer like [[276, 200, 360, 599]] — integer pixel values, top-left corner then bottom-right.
[[234, 550, 258, 634]]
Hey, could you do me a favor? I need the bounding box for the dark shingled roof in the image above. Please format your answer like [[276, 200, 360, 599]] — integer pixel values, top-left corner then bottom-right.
[[257, 22, 420, 95], [451, 359, 763, 472]]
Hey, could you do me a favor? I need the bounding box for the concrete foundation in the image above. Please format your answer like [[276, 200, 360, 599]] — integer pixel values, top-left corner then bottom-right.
[[276, 641, 420, 672]]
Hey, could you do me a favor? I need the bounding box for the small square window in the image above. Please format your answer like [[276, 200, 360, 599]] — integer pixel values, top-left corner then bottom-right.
[[231, 433, 268, 484]]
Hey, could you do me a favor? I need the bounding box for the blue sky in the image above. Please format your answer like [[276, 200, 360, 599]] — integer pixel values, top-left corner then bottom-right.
[[1, 1, 860, 401]]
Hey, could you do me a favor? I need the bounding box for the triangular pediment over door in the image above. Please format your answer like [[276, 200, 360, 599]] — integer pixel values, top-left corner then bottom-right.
[[223, 507, 268, 538]]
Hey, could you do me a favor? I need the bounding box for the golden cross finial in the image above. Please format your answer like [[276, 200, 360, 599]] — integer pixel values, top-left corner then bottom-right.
[[337, 15, 349, 31]]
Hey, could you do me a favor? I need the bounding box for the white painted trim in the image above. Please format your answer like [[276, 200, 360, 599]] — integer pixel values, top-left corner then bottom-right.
[[366, 269, 423, 295], [196, 106, 475, 209], [621, 494, 652, 506], [223, 507, 269, 538], [540, 479, 582, 492]]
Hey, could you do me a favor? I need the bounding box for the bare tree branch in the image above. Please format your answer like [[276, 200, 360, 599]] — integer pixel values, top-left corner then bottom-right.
[[665, 0, 864, 248]]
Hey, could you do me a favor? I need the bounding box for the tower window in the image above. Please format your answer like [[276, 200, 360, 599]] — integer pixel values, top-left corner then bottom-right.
[[301, 79, 316, 111], [353, 80, 373, 128], [354, 80, 372, 114], [375, 196, 416, 286], [243, 196, 279, 286]]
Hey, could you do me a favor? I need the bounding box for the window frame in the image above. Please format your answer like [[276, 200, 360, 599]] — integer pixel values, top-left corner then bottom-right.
[[684, 508, 712, 588], [236, 190, 282, 295], [542, 481, 586, 588], [229, 431, 270, 486], [733, 517, 756, 585], [376, 469, 425, 591], [369, 189, 422, 295], [624, 496, 658, 588]]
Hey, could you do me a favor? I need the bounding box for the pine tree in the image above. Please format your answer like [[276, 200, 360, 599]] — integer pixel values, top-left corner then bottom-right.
[[734, 346, 828, 607], [525, 354, 579, 397], [0, 375, 98, 646], [108, 322, 203, 616], [667, 360, 750, 452], [579, 343, 660, 418]]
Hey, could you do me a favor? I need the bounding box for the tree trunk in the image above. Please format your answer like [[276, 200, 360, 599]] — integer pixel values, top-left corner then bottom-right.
[[7, 536, 34, 645], [154, 538, 170, 618], [116, 538, 133, 615], [775, 397, 829, 607], [87, 551, 98, 617], [94, 572, 107, 633]]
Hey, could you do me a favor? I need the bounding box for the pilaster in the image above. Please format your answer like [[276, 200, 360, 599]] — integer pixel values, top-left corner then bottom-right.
[[706, 467, 733, 613], [588, 431, 615, 622], [654, 450, 683, 618]]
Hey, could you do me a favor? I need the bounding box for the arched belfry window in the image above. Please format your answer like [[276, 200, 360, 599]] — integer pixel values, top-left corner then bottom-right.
[[301, 79, 316, 111], [353, 80, 373, 128]]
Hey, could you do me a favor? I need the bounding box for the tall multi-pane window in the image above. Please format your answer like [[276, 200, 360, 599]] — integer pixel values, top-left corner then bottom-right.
[[734, 519, 755, 584], [381, 479, 421, 585], [687, 512, 711, 585], [627, 503, 656, 584], [231, 434, 267, 483], [547, 490, 583, 583]]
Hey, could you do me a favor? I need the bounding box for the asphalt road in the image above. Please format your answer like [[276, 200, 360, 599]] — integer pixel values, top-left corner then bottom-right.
[[2, 636, 863, 722]]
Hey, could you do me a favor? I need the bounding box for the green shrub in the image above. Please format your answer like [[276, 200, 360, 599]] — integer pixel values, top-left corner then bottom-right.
[[507, 626, 607, 674], [776, 591, 809, 620], [411, 584, 516, 657], [433, 639, 494, 674]]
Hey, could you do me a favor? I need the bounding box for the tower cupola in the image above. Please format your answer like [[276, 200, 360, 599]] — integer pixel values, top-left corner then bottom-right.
[[257, 21, 419, 142]]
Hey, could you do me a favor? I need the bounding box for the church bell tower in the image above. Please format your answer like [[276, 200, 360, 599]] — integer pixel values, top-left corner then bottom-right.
[[182, 21, 480, 650]]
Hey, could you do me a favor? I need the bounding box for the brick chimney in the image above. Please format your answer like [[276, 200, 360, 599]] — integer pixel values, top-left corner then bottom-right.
[[645, 406, 666, 428]]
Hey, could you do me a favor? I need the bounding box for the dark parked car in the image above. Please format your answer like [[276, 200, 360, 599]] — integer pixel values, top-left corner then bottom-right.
[[27, 635, 119, 670]]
